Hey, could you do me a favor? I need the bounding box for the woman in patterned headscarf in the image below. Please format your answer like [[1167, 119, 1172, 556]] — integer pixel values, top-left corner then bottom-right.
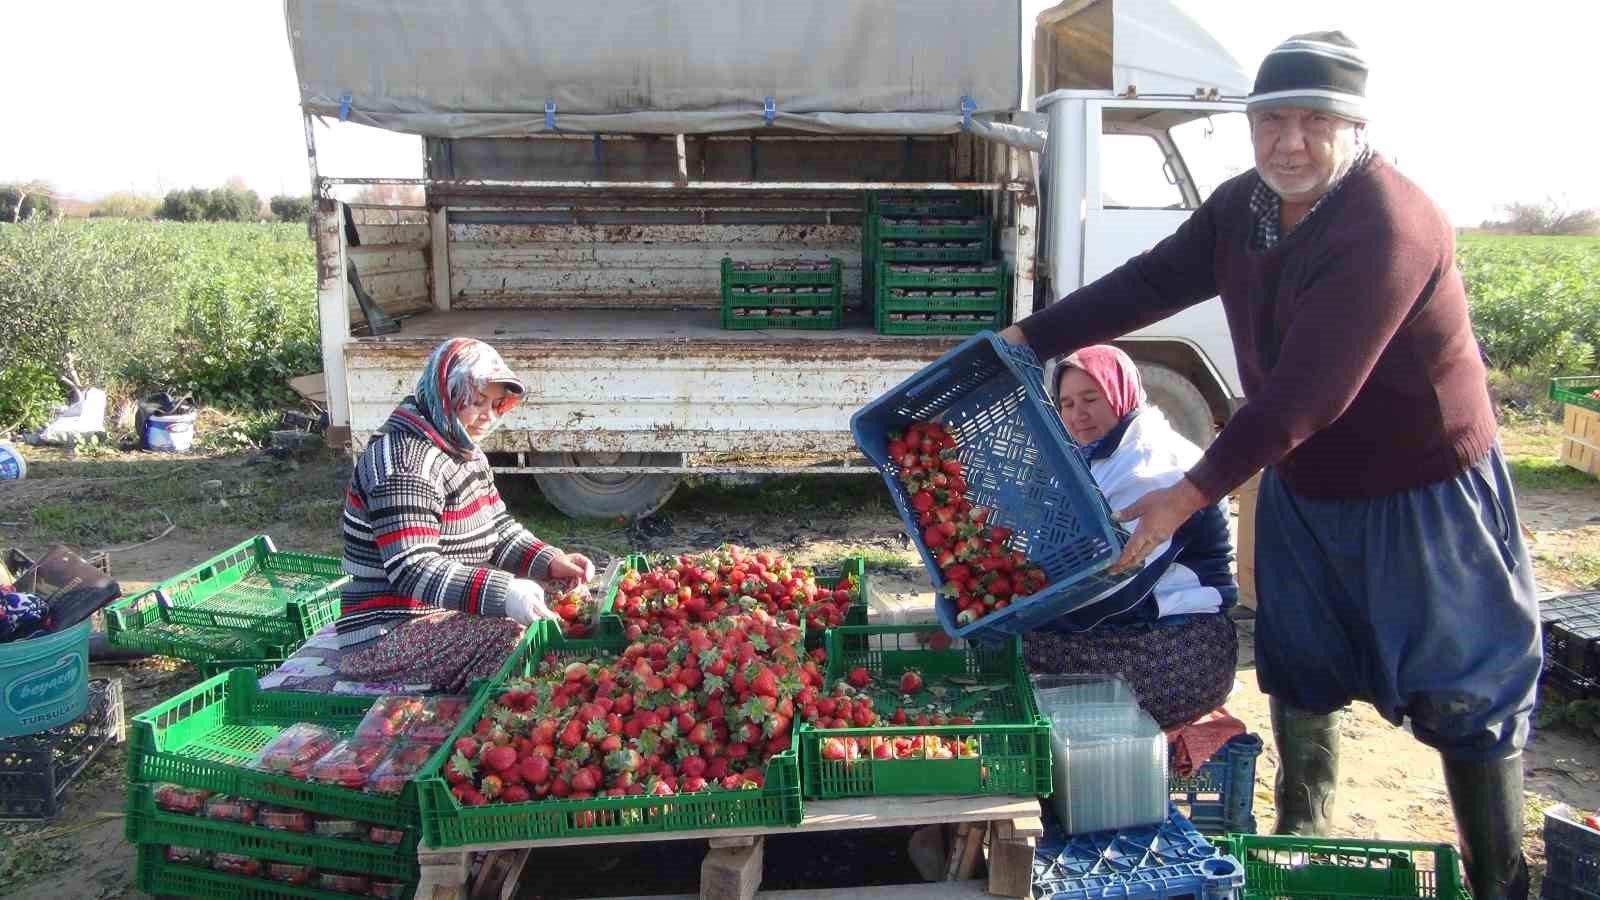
[[1023, 345, 1239, 728], [335, 338, 594, 691]]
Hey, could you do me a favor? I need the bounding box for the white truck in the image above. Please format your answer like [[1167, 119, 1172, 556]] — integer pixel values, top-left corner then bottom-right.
[[286, 0, 1254, 518]]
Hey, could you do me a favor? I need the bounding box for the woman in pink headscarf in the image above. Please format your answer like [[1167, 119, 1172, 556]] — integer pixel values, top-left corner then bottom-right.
[[1024, 345, 1239, 728]]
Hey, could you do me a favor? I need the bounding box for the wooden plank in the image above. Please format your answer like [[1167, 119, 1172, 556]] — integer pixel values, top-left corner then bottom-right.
[[417, 795, 1040, 854], [946, 822, 986, 881], [1010, 816, 1043, 840], [701, 835, 764, 900], [1561, 404, 1600, 478], [986, 820, 1035, 899], [359, 222, 431, 244], [450, 223, 859, 245], [708, 835, 757, 849], [431, 207, 452, 312]]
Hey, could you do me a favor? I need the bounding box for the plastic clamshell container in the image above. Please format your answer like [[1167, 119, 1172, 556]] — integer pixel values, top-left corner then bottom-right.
[[1031, 673, 1139, 712], [1049, 703, 1168, 835]]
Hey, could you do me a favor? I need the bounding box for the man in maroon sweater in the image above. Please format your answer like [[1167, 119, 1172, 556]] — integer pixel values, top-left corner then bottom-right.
[[1002, 32, 1538, 899]]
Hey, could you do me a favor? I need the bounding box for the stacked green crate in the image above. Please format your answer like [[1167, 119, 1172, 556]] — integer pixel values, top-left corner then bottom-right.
[[103, 535, 345, 673], [125, 669, 431, 899], [875, 260, 1009, 335], [720, 257, 843, 330], [861, 191, 987, 306]]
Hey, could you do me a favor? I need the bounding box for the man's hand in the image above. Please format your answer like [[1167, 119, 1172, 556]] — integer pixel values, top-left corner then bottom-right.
[[997, 324, 1027, 345], [1108, 478, 1208, 574], [547, 552, 596, 584]]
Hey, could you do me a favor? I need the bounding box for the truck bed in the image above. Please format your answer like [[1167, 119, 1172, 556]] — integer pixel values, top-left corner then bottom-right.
[[341, 309, 972, 455], [350, 309, 966, 359]]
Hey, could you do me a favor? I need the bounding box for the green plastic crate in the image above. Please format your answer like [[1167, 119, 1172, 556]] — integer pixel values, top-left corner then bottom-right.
[[863, 213, 992, 302], [878, 261, 1008, 292], [135, 842, 415, 900], [873, 292, 1008, 336], [126, 668, 442, 827], [1222, 834, 1468, 900], [875, 216, 991, 243], [720, 257, 844, 330], [795, 624, 1050, 799], [125, 783, 419, 878], [878, 239, 993, 264], [1552, 376, 1600, 413], [413, 621, 804, 848], [196, 657, 289, 679], [105, 535, 344, 657], [104, 621, 294, 669], [866, 191, 983, 218]]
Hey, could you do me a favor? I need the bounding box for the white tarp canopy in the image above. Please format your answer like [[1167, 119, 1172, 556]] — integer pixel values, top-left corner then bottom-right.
[[284, 0, 1026, 138]]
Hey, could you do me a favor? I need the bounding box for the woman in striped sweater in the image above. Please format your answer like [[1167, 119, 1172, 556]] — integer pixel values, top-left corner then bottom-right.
[[335, 338, 594, 691]]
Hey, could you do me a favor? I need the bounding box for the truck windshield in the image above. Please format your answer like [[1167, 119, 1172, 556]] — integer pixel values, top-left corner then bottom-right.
[[1169, 112, 1252, 203]]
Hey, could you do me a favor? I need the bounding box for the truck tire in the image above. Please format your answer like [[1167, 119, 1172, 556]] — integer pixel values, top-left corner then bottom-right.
[[533, 452, 681, 519], [1136, 363, 1216, 448]]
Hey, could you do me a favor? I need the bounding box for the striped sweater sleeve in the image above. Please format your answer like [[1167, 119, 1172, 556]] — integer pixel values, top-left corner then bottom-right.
[[363, 467, 514, 618], [489, 508, 560, 579]]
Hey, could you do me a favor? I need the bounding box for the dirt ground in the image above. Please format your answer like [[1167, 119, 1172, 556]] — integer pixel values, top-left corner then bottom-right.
[[1, 432, 1597, 899]]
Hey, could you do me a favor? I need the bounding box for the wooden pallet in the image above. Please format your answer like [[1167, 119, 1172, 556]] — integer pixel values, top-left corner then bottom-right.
[[419, 794, 1043, 900], [1561, 402, 1600, 478]]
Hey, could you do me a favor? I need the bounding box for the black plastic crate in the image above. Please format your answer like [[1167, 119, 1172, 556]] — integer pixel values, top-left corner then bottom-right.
[[1543, 803, 1600, 897], [1541, 592, 1600, 697], [1, 678, 126, 819]]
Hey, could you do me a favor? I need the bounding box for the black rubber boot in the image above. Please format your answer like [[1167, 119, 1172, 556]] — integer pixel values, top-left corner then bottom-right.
[[1269, 697, 1342, 835], [1442, 753, 1530, 900]]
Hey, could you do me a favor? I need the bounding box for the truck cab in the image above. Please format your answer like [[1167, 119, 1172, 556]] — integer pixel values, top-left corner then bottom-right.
[[289, 0, 1253, 518]]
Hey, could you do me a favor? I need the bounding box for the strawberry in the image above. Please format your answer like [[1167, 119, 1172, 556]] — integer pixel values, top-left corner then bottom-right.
[[899, 670, 923, 694], [521, 754, 550, 785], [453, 737, 478, 760], [501, 784, 531, 803], [481, 745, 517, 773], [847, 666, 871, 689]]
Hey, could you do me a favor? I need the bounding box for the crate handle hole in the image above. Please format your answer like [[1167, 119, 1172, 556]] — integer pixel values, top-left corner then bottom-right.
[[1203, 857, 1239, 878]]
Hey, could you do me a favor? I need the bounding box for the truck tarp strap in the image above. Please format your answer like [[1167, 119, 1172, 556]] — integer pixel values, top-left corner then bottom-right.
[[763, 97, 775, 126], [960, 96, 976, 129], [338, 93, 352, 122], [545, 99, 556, 130]]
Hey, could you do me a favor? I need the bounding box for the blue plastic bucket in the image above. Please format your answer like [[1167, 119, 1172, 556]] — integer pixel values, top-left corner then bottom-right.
[[0, 619, 91, 738], [144, 413, 196, 453]]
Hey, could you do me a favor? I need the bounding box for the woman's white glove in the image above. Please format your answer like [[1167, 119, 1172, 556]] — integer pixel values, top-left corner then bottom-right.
[[505, 578, 560, 626]]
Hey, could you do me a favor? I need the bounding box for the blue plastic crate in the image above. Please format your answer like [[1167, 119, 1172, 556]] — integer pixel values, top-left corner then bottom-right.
[[850, 331, 1130, 643], [1033, 802, 1245, 900], [1170, 734, 1264, 836], [1544, 803, 1600, 897]]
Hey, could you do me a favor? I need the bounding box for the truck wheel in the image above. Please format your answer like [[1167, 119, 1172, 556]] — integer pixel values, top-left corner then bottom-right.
[[1136, 363, 1216, 448], [533, 453, 681, 519]]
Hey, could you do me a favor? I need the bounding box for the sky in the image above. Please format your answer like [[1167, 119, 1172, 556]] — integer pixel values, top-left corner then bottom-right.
[[5, 1, 1597, 225]]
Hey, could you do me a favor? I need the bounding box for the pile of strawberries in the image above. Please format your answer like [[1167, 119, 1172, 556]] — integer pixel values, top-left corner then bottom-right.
[[611, 546, 859, 641], [813, 646, 991, 763], [442, 611, 815, 807], [888, 421, 1049, 627], [547, 584, 599, 638]]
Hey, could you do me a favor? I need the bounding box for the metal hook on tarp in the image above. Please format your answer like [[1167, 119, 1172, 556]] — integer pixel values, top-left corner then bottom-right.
[[338, 93, 352, 122], [763, 97, 775, 126], [960, 96, 976, 129], [545, 99, 557, 131]]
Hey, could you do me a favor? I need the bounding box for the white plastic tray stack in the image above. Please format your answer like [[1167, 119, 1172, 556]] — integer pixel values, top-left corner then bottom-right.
[[1031, 674, 1168, 835]]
